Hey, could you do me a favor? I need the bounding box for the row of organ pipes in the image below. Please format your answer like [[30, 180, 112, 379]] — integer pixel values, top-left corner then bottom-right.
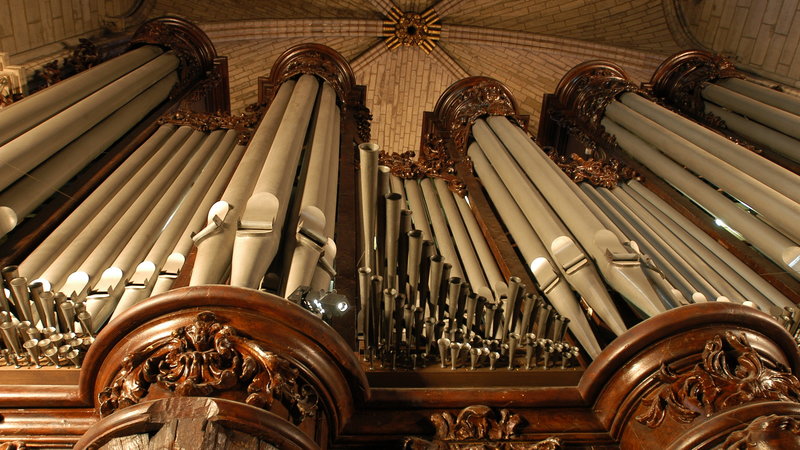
[[355, 73, 800, 368], [0, 38, 344, 367], [1, 40, 799, 371]]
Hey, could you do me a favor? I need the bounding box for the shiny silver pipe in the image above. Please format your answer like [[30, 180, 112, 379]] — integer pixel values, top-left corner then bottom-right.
[[88, 130, 230, 324], [357, 142, 381, 274], [602, 118, 800, 280], [467, 142, 602, 351], [0, 45, 164, 146], [9, 278, 34, 323], [610, 186, 749, 303], [434, 178, 491, 301], [599, 186, 726, 302], [454, 193, 507, 299], [19, 125, 179, 281], [56, 130, 206, 298], [384, 193, 403, 289], [419, 178, 463, 279], [359, 267, 372, 347], [626, 180, 794, 309], [191, 80, 297, 286], [406, 230, 423, 306], [485, 116, 664, 318], [124, 132, 243, 305], [285, 83, 337, 295], [232, 75, 320, 288], [619, 92, 800, 204], [470, 128, 630, 333], [0, 53, 179, 192], [0, 73, 178, 236], [580, 183, 700, 303], [606, 100, 800, 243]]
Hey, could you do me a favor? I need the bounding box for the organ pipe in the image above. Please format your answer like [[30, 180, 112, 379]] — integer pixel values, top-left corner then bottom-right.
[[486, 116, 665, 319], [0, 45, 164, 146], [0, 52, 180, 192], [232, 74, 320, 288]]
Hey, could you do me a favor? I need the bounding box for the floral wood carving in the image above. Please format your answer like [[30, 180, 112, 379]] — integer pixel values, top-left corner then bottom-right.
[[0, 443, 26, 450], [157, 106, 263, 144], [378, 133, 466, 195], [547, 150, 639, 188], [270, 44, 356, 103], [432, 77, 522, 161], [404, 405, 561, 450], [636, 331, 800, 428], [718, 414, 800, 449], [353, 103, 372, 143], [98, 312, 318, 424], [650, 50, 741, 124], [131, 17, 217, 89]]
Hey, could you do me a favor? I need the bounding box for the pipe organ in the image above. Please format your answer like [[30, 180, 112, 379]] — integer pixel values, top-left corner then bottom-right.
[[0, 16, 799, 448]]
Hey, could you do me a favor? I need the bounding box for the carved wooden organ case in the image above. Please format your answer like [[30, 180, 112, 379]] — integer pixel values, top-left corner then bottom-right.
[[0, 16, 800, 449]]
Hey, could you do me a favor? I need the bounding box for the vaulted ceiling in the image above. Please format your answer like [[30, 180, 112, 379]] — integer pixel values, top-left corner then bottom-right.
[[2, 0, 795, 154]]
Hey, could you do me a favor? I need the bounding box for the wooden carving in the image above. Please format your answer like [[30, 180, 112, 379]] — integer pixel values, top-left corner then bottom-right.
[[131, 16, 217, 88], [636, 331, 800, 428], [650, 50, 741, 125], [405, 405, 560, 450], [157, 106, 264, 144], [0, 443, 26, 450], [97, 312, 318, 424], [553, 61, 647, 155], [431, 77, 524, 161], [547, 150, 639, 189], [379, 133, 466, 195], [269, 44, 356, 103], [718, 414, 800, 449]]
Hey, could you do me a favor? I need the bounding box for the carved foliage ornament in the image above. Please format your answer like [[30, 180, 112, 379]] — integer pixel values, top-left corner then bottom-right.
[[270, 45, 356, 104], [719, 414, 800, 449], [449, 83, 518, 158], [404, 405, 561, 450], [98, 312, 318, 424], [379, 134, 466, 195], [650, 50, 741, 122], [547, 150, 639, 189], [636, 331, 800, 428], [157, 106, 264, 144]]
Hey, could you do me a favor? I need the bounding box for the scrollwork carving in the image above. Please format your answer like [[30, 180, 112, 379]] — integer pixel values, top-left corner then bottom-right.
[[404, 405, 561, 450], [98, 312, 318, 424], [650, 50, 741, 122], [547, 150, 639, 188], [157, 106, 263, 144], [432, 77, 523, 161], [378, 132, 466, 195], [636, 331, 800, 428], [131, 17, 217, 89], [269, 44, 356, 103], [718, 414, 800, 449]]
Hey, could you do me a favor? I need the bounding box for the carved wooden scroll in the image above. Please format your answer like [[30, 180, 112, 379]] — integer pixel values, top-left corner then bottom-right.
[[427, 76, 526, 163], [268, 43, 357, 104], [131, 16, 218, 88], [404, 405, 561, 450], [649, 50, 742, 125], [637, 331, 800, 428], [98, 311, 319, 424]]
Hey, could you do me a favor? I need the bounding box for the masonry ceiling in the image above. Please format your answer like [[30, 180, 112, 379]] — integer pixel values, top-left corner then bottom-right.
[[149, 0, 683, 153]]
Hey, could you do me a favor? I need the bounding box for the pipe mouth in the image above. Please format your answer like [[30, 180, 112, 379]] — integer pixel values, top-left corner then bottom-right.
[[0, 206, 17, 236], [784, 247, 800, 273], [358, 142, 381, 152]]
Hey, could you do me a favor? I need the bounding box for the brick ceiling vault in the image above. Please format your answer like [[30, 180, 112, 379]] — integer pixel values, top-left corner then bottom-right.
[[152, 0, 686, 153]]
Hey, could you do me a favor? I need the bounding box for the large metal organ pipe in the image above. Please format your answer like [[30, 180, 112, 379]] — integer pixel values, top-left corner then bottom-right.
[[601, 114, 800, 281], [0, 46, 179, 236], [190, 80, 297, 286], [471, 119, 630, 335], [232, 74, 320, 289]]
